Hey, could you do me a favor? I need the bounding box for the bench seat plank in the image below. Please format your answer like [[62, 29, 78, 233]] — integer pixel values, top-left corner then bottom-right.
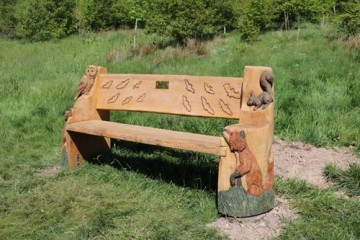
[[66, 120, 227, 156]]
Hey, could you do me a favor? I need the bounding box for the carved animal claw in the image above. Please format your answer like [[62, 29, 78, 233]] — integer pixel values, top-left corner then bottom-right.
[[230, 171, 241, 187]]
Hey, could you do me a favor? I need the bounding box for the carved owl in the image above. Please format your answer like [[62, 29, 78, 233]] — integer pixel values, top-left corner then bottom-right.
[[74, 65, 98, 100]]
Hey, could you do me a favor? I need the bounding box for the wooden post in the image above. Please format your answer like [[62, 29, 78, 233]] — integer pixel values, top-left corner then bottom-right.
[[62, 66, 111, 168], [217, 66, 275, 217]]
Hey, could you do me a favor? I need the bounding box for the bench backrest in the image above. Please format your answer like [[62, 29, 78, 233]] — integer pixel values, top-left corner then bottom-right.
[[72, 66, 273, 126], [95, 74, 243, 120]]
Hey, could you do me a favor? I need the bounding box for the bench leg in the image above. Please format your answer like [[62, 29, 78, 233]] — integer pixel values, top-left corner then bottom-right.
[[62, 131, 111, 168], [217, 124, 275, 217]]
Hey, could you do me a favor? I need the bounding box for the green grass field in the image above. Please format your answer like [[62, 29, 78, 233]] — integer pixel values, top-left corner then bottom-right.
[[0, 24, 359, 239]]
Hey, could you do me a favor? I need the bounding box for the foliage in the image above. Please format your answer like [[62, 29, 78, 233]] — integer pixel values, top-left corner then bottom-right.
[[85, 0, 116, 31], [0, 0, 17, 37], [112, 0, 146, 28], [207, 0, 238, 33], [13, 0, 76, 41], [0, 0, 358, 43], [144, 0, 216, 44], [275, 0, 335, 24], [338, 0, 360, 36], [232, 0, 338, 41], [235, 0, 276, 41]]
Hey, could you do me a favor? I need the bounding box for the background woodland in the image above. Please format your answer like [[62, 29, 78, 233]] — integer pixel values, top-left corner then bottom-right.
[[0, 0, 359, 43]]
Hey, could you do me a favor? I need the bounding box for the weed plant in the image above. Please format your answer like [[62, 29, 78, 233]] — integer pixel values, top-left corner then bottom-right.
[[0, 24, 359, 239]]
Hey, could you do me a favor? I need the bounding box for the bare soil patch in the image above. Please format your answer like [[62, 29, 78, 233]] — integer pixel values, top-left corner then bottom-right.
[[209, 197, 297, 240], [210, 138, 359, 239], [273, 137, 358, 188]]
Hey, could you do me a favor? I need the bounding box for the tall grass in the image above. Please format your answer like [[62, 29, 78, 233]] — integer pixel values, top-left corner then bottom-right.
[[0, 24, 359, 239]]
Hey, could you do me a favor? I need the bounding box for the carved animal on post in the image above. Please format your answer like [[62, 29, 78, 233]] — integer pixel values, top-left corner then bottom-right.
[[74, 65, 98, 100], [226, 130, 263, 196], [247, 71, 274, 111]]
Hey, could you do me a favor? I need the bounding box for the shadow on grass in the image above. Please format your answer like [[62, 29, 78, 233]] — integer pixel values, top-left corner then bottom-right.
[[87, 140, 219, 192]]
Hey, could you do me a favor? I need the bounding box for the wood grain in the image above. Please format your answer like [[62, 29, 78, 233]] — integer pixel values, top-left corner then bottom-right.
[[66, 120, 228, 156], [96, 74, 243, 119]]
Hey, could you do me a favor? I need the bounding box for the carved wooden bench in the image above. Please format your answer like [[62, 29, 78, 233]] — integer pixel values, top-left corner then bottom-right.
[[61, 65, 275, 217]]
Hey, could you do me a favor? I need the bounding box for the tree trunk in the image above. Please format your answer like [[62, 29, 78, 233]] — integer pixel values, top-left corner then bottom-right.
[[284, 11, 289, 31], [133, 18, 138, 50]]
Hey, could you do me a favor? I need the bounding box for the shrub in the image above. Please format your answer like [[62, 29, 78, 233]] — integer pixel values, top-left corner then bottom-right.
[[239, 18, 260, 42], [209, 0, 238, 33], [14, 0, 76, 41], [85, 0, 116, 31], [338, 0, 360, 36], [235, 0, 276, 42], [145, 0, 216, 44], [112, 0, 146, 29], [0, 1, 17, 37]]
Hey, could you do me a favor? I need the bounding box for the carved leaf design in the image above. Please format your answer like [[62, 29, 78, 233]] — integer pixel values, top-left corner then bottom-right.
[[136, 93, 146, 102], [184, 79, 195, 94], [116, 79, 130, 89], [122, 96, 133, 105], [204, 83, 215, 94], [201, 96, 214, 115], [133, 81, 142, 89], [219, 99, 233, 116], [182, 95, 192, 112], [102, 80, 113, 89], [108, 93, 120, 104], [223, 83, 240, 99]]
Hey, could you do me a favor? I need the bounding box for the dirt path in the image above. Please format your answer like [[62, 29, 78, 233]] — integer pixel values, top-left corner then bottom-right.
[[210, 138, 359, 240], [273, 137, 358, 188]]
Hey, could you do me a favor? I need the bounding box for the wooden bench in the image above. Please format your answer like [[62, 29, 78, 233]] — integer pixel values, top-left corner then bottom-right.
[[61, 65, 275, 217]]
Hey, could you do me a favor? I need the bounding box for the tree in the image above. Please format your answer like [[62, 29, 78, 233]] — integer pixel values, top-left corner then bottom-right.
[[14, 0, 76, 41], [112, 0, 146, 28], [208, 0, 238, 33], [275, 0, 335, 30], [338, 0, 360, 36], [85, 0, 116, 31], [235, 0, 277, 41], [145, 0, 216, 44]]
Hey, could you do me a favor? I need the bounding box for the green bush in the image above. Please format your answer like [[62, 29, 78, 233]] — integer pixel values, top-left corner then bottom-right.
[[235, 0, 276, 42], [0, 0, 19, 38], [239, 18, 260, 42], [338, 0, 360, 36], [85, 0, 116, 31], [112, 0, 146, 28], [145, 0, 216, 44], [208, 0, 238, 33], [14, 0, 76, 41]]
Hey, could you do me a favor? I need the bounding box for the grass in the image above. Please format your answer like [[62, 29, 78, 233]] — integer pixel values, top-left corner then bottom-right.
[[324, 163, 360, 197], [0, 24, 359, 239], [275, 178, 360, 240]]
